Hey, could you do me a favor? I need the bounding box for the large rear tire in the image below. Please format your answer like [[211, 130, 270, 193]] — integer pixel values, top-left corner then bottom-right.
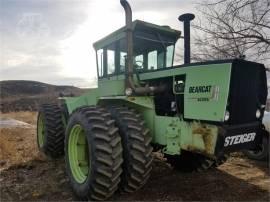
[[65, 106, 123, 200], [37, 104, 65, 158], [108, 106, 153, 192], [243, 132, 269, 161]]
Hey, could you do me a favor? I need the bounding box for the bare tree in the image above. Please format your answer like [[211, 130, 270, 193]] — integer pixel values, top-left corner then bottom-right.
[[189, 0, 270, 64]]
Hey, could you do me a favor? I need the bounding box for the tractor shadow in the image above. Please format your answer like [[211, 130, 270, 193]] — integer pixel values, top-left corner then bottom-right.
[[114, 158, 270, 201]]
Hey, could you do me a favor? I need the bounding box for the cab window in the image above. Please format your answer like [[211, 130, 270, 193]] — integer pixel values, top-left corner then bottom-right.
[[157, 51, 165, 69], [120, 51, 126, 73], [97, 49, 104, 77], [148, 50, 157, 70], [132, 30, 176, 71], [107, 49, 115, 75], [117, 38, 126, 73], [166, 45, 174, 67], [147, 45, 174, 70], [106, 42, 116, 75]]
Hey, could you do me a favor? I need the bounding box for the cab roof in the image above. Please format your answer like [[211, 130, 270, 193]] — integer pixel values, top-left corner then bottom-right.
[[93, 20, 181, 50]]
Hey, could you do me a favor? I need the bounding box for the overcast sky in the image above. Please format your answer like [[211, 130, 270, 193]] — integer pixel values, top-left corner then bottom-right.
[[0, 0, 200, 87]]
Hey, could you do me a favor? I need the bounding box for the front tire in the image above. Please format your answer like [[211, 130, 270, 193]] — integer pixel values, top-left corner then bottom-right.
[[108, 106, 153, 192], [37, 104, 65, 158], [65, 106, 123, 200]]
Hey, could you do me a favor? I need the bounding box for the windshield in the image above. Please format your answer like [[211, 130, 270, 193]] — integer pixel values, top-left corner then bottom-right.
[[96, 33, 176, 78], [146, 45, 174, 70], [133, 31, 176, 70]]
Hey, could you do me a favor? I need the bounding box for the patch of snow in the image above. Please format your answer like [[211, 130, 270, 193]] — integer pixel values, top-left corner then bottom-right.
[[0, 118, 33, 128]]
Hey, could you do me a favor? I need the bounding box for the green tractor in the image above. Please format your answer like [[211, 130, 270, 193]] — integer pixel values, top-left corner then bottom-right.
[[37, 0, 268, 200]]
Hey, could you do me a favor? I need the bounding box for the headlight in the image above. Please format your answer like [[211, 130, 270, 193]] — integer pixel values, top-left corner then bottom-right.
[[256, 109, 261, 118], [224, 111, 230, 121]]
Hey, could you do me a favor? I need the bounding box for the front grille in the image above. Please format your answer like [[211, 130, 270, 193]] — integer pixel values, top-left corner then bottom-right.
[[227, 60, 267, 125]]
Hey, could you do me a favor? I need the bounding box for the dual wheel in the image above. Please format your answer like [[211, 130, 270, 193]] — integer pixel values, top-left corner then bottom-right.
[[37, 104, 227, 200], [37, 105, 153, 200], [37, 104, 65, 158]]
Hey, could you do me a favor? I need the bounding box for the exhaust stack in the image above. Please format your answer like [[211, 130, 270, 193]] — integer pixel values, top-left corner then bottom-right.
[[178, 13, 195, 64], [120, 0, 133, 80]]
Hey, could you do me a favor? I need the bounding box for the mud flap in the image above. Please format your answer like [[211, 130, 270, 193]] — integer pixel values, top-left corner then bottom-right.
[[215, 122, 262, 157]]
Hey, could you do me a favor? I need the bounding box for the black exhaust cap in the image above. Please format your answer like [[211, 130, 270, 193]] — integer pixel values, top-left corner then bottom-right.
[[178, 13, 195, 64]]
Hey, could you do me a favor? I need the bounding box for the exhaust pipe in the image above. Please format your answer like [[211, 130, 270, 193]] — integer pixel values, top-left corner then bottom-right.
[[120, 0, 133, 83], [178, 13, 195, 64], [120, 0, 165, 95]]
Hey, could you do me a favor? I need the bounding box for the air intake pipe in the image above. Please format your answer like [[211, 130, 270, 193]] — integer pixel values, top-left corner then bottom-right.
[[120, 0, 165, 95], [178, 13, 195, 64]]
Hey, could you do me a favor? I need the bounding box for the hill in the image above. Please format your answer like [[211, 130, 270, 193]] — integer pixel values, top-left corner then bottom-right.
[[0, 80, 88, 112], [0, 80, 84, 98]]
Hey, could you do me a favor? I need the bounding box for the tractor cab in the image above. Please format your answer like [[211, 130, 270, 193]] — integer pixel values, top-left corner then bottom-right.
[[93, 20, 181, 78]]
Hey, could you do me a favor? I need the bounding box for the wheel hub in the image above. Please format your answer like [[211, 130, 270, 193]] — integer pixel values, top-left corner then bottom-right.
[[37, 114, 45, 147], [68, 124, 90, 183]]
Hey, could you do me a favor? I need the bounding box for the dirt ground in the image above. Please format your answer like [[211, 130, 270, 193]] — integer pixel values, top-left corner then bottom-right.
[[0, 112, 269, 201]]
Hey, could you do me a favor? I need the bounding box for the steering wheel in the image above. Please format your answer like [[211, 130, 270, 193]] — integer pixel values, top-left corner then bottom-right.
[[134, 60, 144, 69]]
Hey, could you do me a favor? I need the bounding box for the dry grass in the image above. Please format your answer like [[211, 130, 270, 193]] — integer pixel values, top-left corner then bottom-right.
[[0, 111, 39, 170]]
